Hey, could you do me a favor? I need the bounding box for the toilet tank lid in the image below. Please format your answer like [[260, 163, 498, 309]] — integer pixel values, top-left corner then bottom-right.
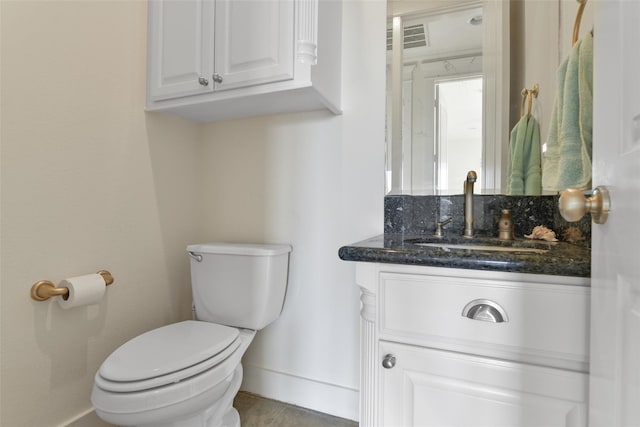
[[187, 243, 292, 256]]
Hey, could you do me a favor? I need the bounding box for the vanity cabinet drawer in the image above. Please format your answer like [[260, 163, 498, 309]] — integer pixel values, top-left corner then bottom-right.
[[378, 272, 590, 370]]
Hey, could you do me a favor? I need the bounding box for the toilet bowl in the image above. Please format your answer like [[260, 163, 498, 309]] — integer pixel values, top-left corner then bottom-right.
[[92, 322, 254, 427], [91, 243, 291, 427]]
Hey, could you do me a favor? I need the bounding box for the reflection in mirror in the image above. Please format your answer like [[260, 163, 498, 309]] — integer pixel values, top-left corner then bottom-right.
[[436, 76, 483, 191], [386, 0, 509, 195]]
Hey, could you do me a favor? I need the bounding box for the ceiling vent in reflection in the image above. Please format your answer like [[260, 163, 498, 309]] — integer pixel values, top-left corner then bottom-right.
[[386, 24, 428, 50]]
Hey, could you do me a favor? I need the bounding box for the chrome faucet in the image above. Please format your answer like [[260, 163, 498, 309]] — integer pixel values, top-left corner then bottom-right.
[[463, 170, 477, 238]]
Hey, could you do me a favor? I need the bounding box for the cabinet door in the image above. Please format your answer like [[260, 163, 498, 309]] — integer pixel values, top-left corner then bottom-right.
[[380, 341, 587, 427], [214, 0, 294, 91], [148, 0, 215, 101]]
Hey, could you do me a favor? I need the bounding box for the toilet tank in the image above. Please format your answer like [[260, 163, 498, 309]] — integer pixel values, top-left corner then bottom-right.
[[186, 243, 291, 330]]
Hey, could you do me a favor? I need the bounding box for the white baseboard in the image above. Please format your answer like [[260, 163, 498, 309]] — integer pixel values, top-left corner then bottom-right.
[[240, 363, 359, 422]]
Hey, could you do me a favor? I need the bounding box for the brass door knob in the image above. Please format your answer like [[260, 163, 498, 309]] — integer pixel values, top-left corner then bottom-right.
[[559, 186, 610, 224]]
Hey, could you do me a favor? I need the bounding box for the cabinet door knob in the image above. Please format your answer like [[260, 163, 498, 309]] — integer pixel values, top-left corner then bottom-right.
[[212, 73, 223, 83], [382, 354, 396, 369], [198, 77, 209, 86]]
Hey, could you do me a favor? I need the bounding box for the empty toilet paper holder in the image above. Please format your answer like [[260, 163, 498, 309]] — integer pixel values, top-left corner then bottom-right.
[[30, 270, 114, 301]]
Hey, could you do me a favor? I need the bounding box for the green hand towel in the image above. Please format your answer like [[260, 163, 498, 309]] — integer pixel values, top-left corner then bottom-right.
[[542, 33, 593, 192], [508, 114, 542, 195]]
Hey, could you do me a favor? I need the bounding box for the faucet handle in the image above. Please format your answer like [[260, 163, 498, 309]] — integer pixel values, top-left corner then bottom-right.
[[434, 217, 453, 237]]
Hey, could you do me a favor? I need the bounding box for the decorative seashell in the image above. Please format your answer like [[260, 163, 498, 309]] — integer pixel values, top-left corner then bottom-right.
[[562, 226, 585, 244], [525, 225, 559, 242]]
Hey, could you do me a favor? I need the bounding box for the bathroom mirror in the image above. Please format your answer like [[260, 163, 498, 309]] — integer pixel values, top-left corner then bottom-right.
[[386, 0, 509, 195]]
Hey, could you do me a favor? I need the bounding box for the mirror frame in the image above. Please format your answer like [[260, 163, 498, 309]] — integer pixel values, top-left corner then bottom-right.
[[482, 0, 510, 194]]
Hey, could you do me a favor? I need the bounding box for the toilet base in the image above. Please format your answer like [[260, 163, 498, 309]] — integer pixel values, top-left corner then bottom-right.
[[220, 407, 240, 427], [170, 363, 243, 427], [96, 363, 244, 427], [204, 364, 243, 427]]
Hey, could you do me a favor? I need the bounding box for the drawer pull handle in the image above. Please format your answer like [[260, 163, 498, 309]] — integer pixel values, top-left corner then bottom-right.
[[462, 299, 509, 323]]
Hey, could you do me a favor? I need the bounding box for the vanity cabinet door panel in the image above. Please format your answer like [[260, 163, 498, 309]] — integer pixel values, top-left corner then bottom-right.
[[214, 0, 294, 91], [380, 341, 588, 427], [378, 272, 590, 370], [148, 0, 215, 101]]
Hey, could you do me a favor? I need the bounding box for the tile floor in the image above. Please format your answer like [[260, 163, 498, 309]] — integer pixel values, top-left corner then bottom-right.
[[234, 392, 358, 427], [73, 392, 357, 426]]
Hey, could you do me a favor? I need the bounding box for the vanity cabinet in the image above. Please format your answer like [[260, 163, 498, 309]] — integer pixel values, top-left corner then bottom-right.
[[355, 263, 590, 427], [146, 0, 342, 122]]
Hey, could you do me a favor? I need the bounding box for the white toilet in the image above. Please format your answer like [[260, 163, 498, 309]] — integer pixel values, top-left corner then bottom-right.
[[91, 243, 292, 427]]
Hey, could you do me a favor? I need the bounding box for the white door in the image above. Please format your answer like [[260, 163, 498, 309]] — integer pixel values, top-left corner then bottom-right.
[[213, 0, 294, 91], [147, 0, 215, 101], [380, 341, 588, 427], [589, 0, 640, 425]]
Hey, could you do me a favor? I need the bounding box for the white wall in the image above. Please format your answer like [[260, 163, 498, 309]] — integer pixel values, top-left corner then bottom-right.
[[0, 1, 201, 425], [0, 0, 385, 425], [4, 0, 593, 424], [198, 1, 386, 420]]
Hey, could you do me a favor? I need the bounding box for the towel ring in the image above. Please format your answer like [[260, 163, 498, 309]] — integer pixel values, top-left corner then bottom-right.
[[572, 0, 588, 46], [520, 84, 539, 117]]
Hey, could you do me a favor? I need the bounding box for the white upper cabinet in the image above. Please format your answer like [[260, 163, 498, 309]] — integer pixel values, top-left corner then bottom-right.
[[213, 0, 294, 91], [146, 0, 342, 122], [148, 0, 215, 101]]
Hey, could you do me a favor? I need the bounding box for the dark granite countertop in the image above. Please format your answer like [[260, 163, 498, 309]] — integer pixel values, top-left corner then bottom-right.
[[338, 233, 591, 278]]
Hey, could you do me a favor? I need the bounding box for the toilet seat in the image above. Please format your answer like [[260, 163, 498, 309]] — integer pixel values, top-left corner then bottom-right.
[[95, 320, 240, 393]]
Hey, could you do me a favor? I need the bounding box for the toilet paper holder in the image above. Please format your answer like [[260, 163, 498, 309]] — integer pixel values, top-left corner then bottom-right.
[[30, 270, 114, 301]]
